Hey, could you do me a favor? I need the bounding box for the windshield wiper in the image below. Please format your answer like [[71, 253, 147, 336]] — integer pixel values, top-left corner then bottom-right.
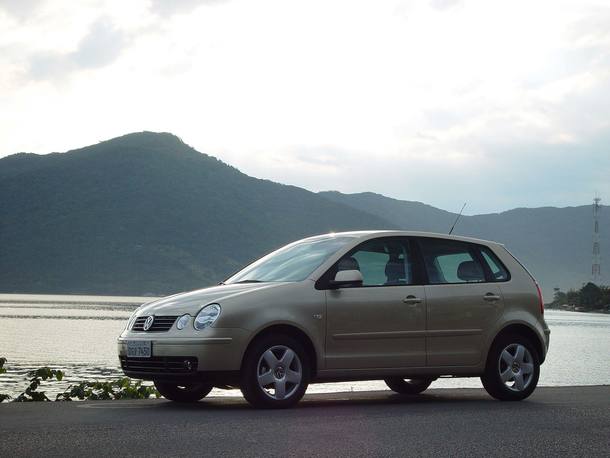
[[233, 279, 264, 284]]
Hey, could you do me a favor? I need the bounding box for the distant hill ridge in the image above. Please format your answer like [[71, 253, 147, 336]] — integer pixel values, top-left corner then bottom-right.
[[0, 131, 606, 297]]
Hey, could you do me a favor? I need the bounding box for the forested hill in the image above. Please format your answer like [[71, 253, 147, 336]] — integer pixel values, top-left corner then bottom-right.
[[0, 131, 605, 297], [0, 132, 390, 295]]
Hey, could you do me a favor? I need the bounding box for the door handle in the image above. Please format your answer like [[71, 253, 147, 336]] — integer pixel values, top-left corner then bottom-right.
[[484, 293, 501, 302], [403, 295, 422, 305]]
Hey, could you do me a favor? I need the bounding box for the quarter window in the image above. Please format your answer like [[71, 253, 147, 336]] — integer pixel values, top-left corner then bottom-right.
[[418, 238, 486, 284]]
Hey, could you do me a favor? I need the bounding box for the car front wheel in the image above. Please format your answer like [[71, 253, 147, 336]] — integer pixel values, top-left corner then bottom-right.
[[240, 334, 309, 409], [154, 381, 214, 402], [384, 378, 434, 394], [481, 333, 540, 401]]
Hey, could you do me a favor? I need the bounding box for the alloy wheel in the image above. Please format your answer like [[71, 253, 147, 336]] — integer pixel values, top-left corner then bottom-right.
[[497, 343, 535, 392], [256, 345, 303, 400]]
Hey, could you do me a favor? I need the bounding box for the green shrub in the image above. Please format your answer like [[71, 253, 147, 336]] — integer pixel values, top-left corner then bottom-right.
[[13, 367, 64, 402], [56, 378, 159, 401], [0, 358, 10, 402], [0, 358, 159, 402]]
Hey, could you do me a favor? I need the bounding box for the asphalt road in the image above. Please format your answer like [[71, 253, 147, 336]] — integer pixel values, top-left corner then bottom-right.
[[1, 386, 609, 457]]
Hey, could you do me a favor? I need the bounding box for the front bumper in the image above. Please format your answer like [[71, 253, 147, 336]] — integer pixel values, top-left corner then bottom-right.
[[117, 327, 250, 380]]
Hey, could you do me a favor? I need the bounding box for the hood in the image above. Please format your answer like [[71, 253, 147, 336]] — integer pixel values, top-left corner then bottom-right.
[[137, 282, 291, 315]]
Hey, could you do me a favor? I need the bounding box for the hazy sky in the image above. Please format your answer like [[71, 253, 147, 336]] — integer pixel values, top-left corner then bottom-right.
[[1, 0, 609, 214]]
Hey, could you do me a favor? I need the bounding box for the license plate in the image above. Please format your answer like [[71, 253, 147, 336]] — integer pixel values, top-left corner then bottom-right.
[[126, 340, 151, 358]]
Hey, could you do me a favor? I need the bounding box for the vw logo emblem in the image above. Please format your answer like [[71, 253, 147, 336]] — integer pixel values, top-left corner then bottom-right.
[[143, 316, 154, 331]]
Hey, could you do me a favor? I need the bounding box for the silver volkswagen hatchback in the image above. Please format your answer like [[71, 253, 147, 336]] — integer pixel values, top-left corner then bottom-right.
[[118, 231, 550, 408]]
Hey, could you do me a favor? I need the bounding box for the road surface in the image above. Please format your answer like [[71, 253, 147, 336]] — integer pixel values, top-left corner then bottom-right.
[[1, 386, 609, 457]]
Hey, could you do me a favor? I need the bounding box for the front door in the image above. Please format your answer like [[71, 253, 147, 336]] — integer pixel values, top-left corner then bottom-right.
[[325, 237, 426, 369]]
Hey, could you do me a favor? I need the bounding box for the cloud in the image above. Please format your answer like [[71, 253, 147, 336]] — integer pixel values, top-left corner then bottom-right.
[[148, 0, 228, 16], [429, 0, 461, 11], [72, 19, 127, 69], [27, 18, 127, 80], [289, 146, 345, 168], [0, 0, 43, 20], [567, 7, 610, 49], [28, 52, 69, 80], [423, 109, 463, 130]]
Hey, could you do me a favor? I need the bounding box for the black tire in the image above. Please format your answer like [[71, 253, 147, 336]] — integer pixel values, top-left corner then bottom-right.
[[384, 378, 434, 394], [481, 333, 540, 401], [154, 381, 213, 402], [240, 334, 310, 409]]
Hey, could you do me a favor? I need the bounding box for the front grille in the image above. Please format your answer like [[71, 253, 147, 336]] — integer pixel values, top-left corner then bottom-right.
[[131, 316, 178, 332], [120, 356, 198, 374]]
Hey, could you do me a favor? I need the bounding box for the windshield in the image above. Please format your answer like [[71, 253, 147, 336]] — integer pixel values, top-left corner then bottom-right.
[[225, 236, 355, 284]]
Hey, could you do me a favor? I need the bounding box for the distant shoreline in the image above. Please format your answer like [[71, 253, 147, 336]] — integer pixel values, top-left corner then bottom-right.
[[545, 305, 610, 314], [0, 293, 158, 306]]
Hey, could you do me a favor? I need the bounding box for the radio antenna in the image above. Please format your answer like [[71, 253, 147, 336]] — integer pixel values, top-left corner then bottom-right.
[[448, 202, 467, 235]]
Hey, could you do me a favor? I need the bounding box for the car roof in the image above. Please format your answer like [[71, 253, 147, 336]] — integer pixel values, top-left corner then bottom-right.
[[301, 230, 504, 247]]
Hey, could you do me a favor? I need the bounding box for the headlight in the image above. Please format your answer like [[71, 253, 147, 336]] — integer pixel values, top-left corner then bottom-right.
[[194, 304, 221, 330], [176, 314, 191, 330]]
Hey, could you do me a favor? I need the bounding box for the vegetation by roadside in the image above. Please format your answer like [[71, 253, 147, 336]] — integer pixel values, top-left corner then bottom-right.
[[0, 357, 159, 402]]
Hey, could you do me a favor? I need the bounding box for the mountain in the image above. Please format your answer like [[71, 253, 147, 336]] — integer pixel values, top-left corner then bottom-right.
[[320, 192, 609, 298], [0, 132, 390, 295], [0, 132, 605, 297]]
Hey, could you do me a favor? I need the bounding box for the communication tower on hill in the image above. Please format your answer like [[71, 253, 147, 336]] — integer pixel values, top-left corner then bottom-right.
[[592, 196, 602, 284]]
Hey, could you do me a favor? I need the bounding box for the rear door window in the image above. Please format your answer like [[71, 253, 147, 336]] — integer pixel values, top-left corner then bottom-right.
[[418, 238, 486, 284]]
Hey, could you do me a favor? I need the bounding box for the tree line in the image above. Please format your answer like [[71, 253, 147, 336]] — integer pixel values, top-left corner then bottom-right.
[[551, 282, 610, 311]]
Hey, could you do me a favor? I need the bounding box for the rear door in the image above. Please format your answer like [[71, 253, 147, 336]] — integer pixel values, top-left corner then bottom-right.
[[417, 237, 506, 367]]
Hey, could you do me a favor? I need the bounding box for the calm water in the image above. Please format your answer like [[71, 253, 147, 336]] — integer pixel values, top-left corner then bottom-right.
[[1, 294, 608, 398]]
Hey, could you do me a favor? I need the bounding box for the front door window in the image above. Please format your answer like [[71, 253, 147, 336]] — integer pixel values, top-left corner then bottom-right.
[[335, 237, 415, 286]]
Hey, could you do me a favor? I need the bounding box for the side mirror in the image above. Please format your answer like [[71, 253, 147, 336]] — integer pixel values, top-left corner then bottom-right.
[[329, 270, 363, 288]]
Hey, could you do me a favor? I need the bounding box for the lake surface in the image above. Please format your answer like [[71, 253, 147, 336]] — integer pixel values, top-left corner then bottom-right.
[[1, 294, 608, 398]]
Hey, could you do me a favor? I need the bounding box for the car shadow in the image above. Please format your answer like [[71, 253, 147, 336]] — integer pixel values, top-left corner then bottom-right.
[[152, 388, 545, 413]]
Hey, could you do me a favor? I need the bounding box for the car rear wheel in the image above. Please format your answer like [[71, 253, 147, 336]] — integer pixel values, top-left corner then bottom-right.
[[154, 381, 214, 402], [481, 333, 540, 401], [384, 378, 434, 394], [240, 334, 309, 409]]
